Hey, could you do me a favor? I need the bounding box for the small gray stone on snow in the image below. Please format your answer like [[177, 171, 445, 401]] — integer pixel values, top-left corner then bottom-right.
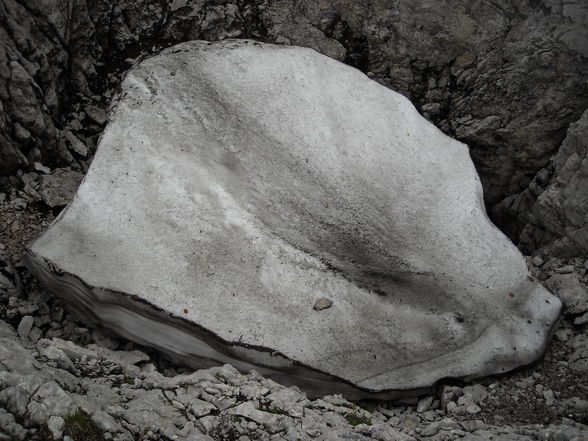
[[313, 298, 333, 311]]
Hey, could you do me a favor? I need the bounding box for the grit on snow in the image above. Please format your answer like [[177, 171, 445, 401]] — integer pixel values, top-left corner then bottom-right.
[[26, 40, 560, 396]]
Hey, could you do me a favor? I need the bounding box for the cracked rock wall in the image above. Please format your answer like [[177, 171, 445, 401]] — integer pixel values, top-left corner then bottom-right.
[[497, 110, 588, 258], [1, 0, 587, 256]]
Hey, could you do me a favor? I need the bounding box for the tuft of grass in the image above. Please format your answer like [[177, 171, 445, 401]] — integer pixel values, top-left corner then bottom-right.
[[345, 412, 372, 426], [63, 409, 103, 441]]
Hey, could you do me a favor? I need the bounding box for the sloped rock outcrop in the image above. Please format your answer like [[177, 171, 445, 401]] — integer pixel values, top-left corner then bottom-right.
[[497, 110, 588, 258], [25, 41, 561, 397]]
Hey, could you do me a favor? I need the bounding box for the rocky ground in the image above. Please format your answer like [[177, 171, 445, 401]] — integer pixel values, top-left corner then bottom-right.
[[1, 156, 588, 440]]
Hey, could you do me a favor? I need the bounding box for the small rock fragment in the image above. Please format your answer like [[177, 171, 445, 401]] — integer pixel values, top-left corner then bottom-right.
[[140, 363, 157, 373], [38, 342, 79, 374], [17, 316, 34, 339], [371, 424, 416, 440], [466, 404, 481, 414], [441, 385, 463, 410], [460, 420, 486, 432], [47, 415, 64, 440], [574, 312, 588, 326], [417, 396, 434, 413], [85, 105, 108, 126], [313, 298, 332, 311], [10, 197, 27, 210], [420, 422, 440, 437], [91, 411, 120, 434], [446, 401, 458, 413], [48, 337, 98, 361], [10, 220, 21, 233], [34, 162, 51, 174], [463, 384, 488, 403], [555, 265, 575, 274], [546, 273, 588, 314], [401, 414, 420, 430], [227, 402, 282, 433], [543, 389, 555, 407], [29, 327, 42, 343], [62, 130, 88, 157], [38, 169, 84, 207]]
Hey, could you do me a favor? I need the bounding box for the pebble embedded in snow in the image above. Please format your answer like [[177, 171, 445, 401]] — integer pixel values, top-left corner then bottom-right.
[[313, 298, 333, 311]]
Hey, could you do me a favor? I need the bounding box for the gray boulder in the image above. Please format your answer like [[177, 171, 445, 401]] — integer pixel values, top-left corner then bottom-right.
[[25, 41, 561, 397]]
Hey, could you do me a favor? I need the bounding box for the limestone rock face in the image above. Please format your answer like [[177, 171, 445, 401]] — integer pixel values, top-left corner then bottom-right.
[[25, 41, 561, 397], [502, 110, 588, 257]]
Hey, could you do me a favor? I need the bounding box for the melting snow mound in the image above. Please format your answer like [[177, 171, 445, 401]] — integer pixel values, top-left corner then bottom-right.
[[26, 40, 561, 398]]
